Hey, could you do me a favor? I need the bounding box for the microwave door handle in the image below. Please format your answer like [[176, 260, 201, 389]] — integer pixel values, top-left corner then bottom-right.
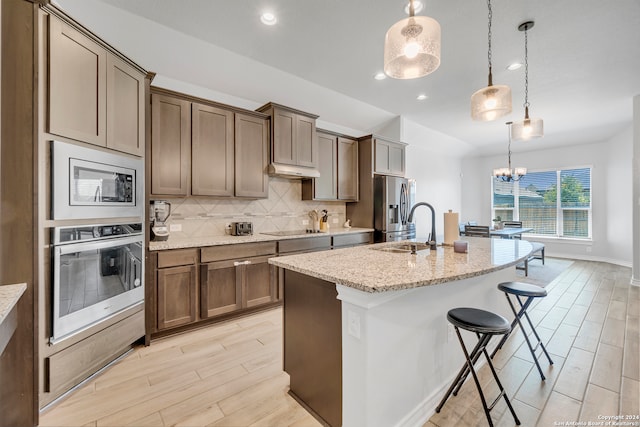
[[94, 186, 101, 202]]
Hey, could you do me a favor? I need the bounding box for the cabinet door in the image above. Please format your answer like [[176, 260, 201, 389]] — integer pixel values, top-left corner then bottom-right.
[[191, 103, 234, 196], [337, 137, 358, 200], [49, 17, 107, 146], [151, 94, 191, 196], [272, 108, 296, 165], [243, 256, 277, 308], [157, 265, 197, 330], [235, 114, 269, 198], [374, 139, 405, 176], [314, 132, 338, 200], [296, 114, 318, 167], [388, 142, 406, 176], [200, 260, 242, 318], [106, 54, 145, 156]]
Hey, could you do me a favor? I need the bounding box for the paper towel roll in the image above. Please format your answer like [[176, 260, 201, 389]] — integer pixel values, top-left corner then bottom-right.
[[444, 210, 460, 245]]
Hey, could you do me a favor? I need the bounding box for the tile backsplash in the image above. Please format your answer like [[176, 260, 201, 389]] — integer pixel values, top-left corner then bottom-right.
[[153, 178, 347, 239]]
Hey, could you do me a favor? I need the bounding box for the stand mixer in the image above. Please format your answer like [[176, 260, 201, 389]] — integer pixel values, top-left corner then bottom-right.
[[150, 200, 171, 241]]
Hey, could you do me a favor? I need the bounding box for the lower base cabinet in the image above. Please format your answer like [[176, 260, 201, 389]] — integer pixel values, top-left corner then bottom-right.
[[157, 264, 197, 330], [151, 242, 277, 337], [200, 259, 242, 318]]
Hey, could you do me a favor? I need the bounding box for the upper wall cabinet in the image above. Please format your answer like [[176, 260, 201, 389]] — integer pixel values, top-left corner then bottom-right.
[[48, 16, 145, 156], [373, 137, 406, 177], [151, 94, 191, 196], [256, 102, 320, 178], [302, 130, 358, 201], [150, 89, 269, 199]]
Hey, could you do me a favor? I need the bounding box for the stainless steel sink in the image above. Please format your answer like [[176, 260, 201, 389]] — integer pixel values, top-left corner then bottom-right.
[[371, 242, 431, 253]]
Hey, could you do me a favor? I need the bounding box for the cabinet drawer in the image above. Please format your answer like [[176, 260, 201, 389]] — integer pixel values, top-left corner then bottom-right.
[[332, 232, 372, 248], [278, 236, 331, 254], [157, 249, 198, 268], [201, 241, 277, 263]]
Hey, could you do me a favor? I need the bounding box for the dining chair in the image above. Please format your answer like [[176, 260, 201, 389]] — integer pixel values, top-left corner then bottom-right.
[[502, 221, 523, 239], [464, 225, 490, 237]]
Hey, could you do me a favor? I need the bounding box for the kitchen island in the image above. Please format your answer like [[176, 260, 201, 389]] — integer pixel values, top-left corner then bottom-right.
[[269, 237, 534, 427]]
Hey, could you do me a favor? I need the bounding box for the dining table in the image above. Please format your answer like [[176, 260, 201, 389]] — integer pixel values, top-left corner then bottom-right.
[[490, 227, 534, 239]]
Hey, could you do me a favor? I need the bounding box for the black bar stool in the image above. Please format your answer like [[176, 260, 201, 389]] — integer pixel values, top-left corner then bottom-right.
[[491, 281, 554, 380], [436, 307, 520, 426]]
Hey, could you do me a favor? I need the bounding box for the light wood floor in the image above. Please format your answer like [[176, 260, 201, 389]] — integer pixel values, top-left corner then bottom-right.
[[39, 260, 639, 427]]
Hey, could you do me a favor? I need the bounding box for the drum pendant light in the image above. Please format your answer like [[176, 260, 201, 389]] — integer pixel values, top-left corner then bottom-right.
[[471, 0, 512, 121], [511, 21, 543, 141], [383, 0, 441, 79]]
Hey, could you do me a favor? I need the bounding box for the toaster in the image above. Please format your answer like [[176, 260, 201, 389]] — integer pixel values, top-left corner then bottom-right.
[[231, 222, 253, 236]]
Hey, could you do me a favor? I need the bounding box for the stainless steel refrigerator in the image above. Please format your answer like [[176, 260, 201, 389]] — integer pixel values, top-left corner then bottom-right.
[[373, 175, 416, 242]]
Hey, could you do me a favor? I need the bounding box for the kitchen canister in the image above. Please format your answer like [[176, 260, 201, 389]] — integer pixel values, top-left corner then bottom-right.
[[453, 240, 468, 253], [443, 209, 460, 245]]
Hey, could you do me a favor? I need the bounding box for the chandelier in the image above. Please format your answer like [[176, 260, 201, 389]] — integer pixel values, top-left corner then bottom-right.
[[470, 0, 512, 121], [494, 122, 527, 181], [511, 21, 544, 141], [383, 0, 441, 79]]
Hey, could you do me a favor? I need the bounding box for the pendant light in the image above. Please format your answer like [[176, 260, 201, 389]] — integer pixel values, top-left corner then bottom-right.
[[383, 0, 441, 79], [511, 21, 543, 141], [471, 0, 512, 121], [494, 122, 527, 181]]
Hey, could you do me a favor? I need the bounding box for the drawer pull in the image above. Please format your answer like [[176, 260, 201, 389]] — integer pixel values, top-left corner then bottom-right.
[[233, 260, 252, 266]]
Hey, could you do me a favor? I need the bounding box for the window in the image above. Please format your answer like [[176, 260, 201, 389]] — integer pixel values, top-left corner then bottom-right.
[[492, 167, 592, 239]]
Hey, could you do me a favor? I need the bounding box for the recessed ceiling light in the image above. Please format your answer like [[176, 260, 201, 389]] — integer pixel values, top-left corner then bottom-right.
[[260, 12, 277, 26], [416, 94, 428, 101], [374, 72, 387, 80], [404, 1, 424, 15], [507, 62, 523, 71]]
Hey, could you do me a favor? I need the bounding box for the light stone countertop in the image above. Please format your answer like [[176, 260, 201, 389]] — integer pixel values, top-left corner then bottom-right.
[[148, 227, 374, 251], [269, 237, 534, 293], [0, 283, 27, 326]]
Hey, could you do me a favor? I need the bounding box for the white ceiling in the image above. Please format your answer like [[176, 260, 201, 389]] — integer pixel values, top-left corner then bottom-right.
[[58, 0, 640, 156]]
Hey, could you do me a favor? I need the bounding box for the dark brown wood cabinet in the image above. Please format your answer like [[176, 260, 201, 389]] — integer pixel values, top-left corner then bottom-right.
[[49, 16, 145, 156], [150, 242, 277, 337], [191, 103, 234, 196], [49, 17, 107, 147], [307, 131, 338, 200], [106, 54, 145, 156], [257, 102, 319, 170], [200, 259, 242, 318], [302, 130, 358, 201], [156, 249, 198, 330], [151, 93, 191, 196], [337, 136, 358, 200], [150, 88, 269, 198], [235, 113, 269, 198], [200, 243, 277, 317]]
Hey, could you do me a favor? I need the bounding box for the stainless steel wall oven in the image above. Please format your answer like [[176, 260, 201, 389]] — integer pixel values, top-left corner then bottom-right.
[[50, 140, 145, 343], [51, 223, 143, 342]]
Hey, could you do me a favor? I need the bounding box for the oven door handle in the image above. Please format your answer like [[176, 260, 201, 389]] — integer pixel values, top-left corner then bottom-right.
[[54, 235, 143, 256]]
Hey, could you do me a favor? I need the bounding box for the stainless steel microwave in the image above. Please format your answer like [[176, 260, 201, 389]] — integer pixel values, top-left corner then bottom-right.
[[52, 140, 143, 220]]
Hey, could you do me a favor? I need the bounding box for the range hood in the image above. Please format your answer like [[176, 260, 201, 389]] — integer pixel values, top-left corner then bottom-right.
[[268, 163, 320, 179]]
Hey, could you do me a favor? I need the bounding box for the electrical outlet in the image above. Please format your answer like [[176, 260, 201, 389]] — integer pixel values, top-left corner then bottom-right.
[[348, 310, 361, 339], [169, 223, 182, 232], [447, 323, 455, 343], [302, 219, 309, 225], [332, 217, 339, 224], [586, 246, 592, 253]]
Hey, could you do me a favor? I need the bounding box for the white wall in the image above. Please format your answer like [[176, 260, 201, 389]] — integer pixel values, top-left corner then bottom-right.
[[402, 118, 468, 241], [462, 130, 634, 266]]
